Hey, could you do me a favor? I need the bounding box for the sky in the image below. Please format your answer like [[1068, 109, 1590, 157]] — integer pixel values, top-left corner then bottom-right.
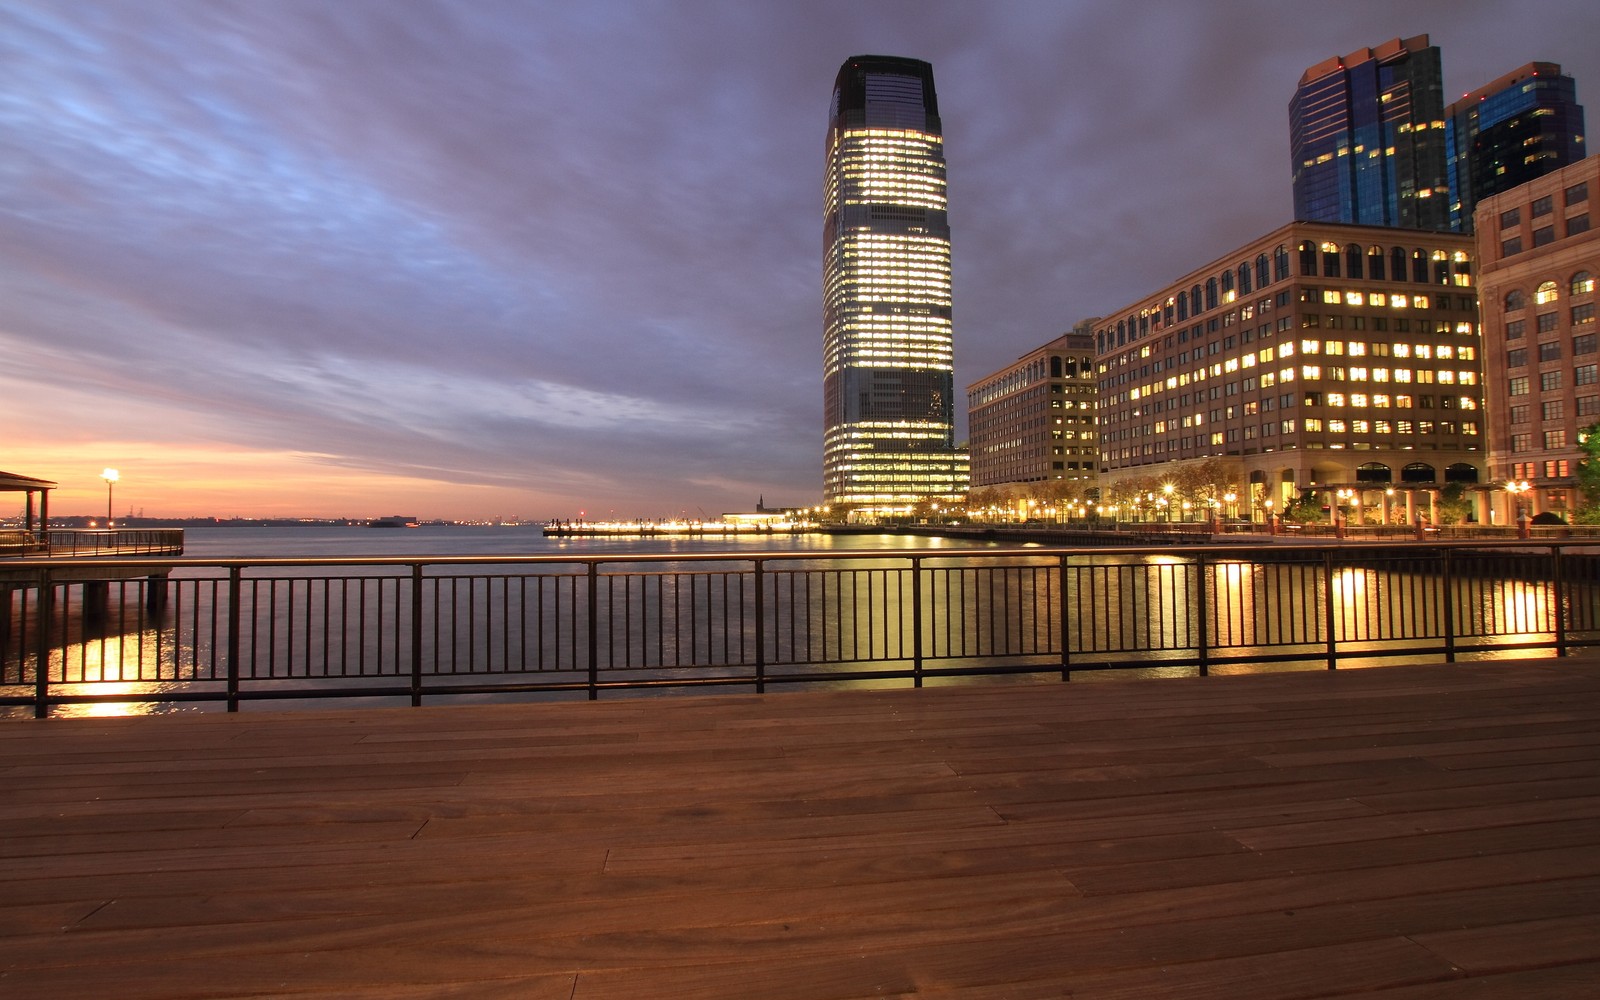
[[4, 1, 1599, 521]]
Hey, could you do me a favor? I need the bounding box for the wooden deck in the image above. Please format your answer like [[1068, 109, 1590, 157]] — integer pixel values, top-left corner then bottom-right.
[[3, 658, 1600, 998]]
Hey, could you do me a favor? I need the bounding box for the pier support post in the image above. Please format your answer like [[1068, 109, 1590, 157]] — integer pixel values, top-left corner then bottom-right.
[[83, 581, 108, 625], [145, 574, 169, 613]]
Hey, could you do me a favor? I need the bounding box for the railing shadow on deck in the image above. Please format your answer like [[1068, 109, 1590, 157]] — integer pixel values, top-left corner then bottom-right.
[[3, 539, 1598, 717]]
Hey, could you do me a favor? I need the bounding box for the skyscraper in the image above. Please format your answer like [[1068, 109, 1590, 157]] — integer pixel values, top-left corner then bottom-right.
[[1447, 63, 1587, 233], [823, 55, 967, 513], [1290, 35, 1451, 231]]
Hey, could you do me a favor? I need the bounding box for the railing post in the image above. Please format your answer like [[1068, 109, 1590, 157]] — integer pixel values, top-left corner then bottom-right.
[[33, 569, 53, 718], [226, 567, 242, 712], [411, 564, 424, 706], [1441, 547, 1457, 663], [1323, 549, 1338, 670], [1551, 543, 1568, 657], [587, 562, 599, 700], [1195, 552, 1210, 677], [753, 558, 766, 694], [911, 556, 923, 688], [1058, 553, 1071, 681]]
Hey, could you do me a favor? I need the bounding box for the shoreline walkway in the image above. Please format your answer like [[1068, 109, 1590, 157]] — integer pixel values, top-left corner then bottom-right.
[[4, 658, 1600, 998]]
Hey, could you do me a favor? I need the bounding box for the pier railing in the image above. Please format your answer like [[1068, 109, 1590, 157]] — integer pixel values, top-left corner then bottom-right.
[[3, 540, 1598, 715]]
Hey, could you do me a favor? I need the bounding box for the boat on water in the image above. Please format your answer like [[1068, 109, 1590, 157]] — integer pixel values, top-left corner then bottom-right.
[[368, 515, 420, 528]]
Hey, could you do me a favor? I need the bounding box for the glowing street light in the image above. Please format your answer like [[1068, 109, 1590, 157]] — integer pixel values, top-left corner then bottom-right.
[[100, 468, 119, 527]]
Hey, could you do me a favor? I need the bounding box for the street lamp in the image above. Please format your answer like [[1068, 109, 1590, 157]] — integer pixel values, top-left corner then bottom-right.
[[100, 468, 119, 527], [1505, 479, 1531, 537]]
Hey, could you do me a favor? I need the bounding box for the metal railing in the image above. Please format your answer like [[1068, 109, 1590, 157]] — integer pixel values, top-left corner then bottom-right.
[[2, 540, 1597, 715], [42, 529, 186, 558]]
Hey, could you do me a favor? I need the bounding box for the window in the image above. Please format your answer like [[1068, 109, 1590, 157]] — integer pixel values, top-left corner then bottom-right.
[[1544, 400, 1565, 421], [1539, 341, 1563, 363], [1578, 364, 1599, 387], [1512, 433, 1533, 452], [1500, 207, 1521, 228], [1567, 182, 1589, 206], [1544, 460, 1570, 478], [1577, 334, 1598, 356], [1533, 226, 1555, 248], [1510, 376, 1530, 396], [1544, 430, 1566, 449], [1574, 304, 1596, 328], [1581, 395, 1600, 417], [1575, 272, 1596, 296], [1541, 371, 1563, 392], [1570, 215, 1591, 237], [1532, 195, 1553, 217], [1505, 289, 1525, 312], [1506, 319, 1526, 340], [1510, 404, 1529, 423], [1538, 313, 1559, 334], [1502, 237, 1523, 257], [1507, 348, 1528, 368]]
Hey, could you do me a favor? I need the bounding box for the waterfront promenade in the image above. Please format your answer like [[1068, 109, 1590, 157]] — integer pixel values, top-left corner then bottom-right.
[[4, 658, 1600, 997]]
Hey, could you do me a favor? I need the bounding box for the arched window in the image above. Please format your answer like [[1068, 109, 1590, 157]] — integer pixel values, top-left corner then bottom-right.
[[1431, 249, 1449, 285], [1355, 462, 1392, 483], [1298, 241, 1317, 276], [1221, 269, 1234, 297], [1190, 285, 1202, 316], [1400, 462, 1436, 483], [1274, 246, 1290, 281], [1412, 250, 1428, 284], [1391, 247, 1407, 282], [1444, 463, 1480, 484], [1321, 241, 1340, 277], [1504, 289, 1525, 312], [1573, 271, 1595, 295], [1535, 280, 1559, 305], [1368, 245, 1386, 281], [1255, 253, 1270, 288], [1176, 293, 1188, 321], [1238, 263, 1251, 294], [1332, 245, 1354, 281], [1205, 278, 1218, 310]]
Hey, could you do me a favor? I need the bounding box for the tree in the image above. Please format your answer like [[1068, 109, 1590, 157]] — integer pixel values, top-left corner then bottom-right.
[[1435, 482, 1473, 525], [1575, 422, 1600, 524]]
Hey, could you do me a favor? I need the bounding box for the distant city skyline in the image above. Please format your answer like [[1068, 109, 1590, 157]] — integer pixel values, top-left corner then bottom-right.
[[4, 1, 1599, 519]]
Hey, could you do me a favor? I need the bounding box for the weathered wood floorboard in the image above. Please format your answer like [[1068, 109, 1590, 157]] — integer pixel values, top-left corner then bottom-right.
[[3, 657, 1599, 998]]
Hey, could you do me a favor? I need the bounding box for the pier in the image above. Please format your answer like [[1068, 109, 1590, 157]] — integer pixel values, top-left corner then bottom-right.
[[2, 657, 1599, 997]]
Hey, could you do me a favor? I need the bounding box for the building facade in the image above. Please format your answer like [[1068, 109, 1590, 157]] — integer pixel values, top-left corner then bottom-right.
[[1447, 63, 1587, 233], [1477, 154, 1599, 523], [1094, 221, 1484, 524], [822, 55, 967, 513], [1290, 35, 1451, 232], [966, 324, 1098, 500]]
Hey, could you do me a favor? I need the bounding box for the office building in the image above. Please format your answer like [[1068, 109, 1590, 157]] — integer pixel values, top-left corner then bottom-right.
[[966, 323, 1099, 499], [1447, 63, 1587, 233], [1094, 221, 1483, 524], [1477, 154, 1599, 523], [823, 55, 967, 513], [1290, 35, 1451, 231]]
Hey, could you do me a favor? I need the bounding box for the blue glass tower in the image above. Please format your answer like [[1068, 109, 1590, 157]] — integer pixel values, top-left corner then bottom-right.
[[1446, 63, 1587, 232], [1290, 36, 1450, 231]]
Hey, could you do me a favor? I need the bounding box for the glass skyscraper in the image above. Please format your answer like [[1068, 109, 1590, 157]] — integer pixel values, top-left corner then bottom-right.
[[1290, 35, 1451, 232], [1446, 63, 1587, 233], [823, 55, 967, 512]]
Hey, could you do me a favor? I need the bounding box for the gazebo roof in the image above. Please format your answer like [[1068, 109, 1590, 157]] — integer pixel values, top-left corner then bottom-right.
[[0, 471, 58, 491]]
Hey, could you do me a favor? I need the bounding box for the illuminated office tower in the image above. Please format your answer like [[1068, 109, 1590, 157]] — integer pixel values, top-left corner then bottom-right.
[[1291, 35, 1451, 231], [823, 55, 967, 513], [1446, 62, 1586, 233]]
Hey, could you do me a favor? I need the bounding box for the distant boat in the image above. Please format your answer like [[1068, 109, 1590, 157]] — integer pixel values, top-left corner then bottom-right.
[[368, 515, 420, 528]]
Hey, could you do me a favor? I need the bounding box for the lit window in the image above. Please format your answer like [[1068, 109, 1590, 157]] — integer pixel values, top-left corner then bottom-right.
[[1390, 295, 1408, 309], [1536, 281, 1559, 305]]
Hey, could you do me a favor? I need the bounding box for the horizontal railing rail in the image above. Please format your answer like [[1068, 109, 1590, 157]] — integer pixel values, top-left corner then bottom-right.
[[3, 539, 1597, 716], [42, 529, 186, 558]]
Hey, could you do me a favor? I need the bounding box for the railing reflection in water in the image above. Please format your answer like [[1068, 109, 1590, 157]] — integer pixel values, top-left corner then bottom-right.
[[3, 542, 1597, 716]]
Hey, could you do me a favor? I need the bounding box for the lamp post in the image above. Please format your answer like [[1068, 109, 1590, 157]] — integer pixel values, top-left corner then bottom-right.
[[100, 468, 119, 528], [1505, 480, 1531, 538]]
